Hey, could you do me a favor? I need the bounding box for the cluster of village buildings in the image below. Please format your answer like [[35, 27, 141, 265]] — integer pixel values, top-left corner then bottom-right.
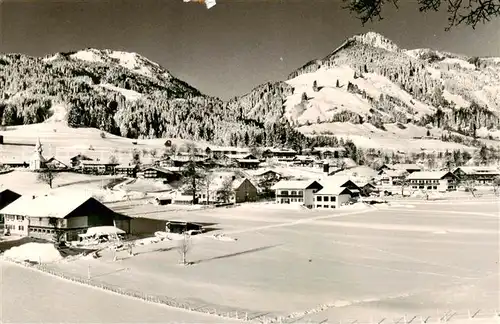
[[1, 137, 499, 243]]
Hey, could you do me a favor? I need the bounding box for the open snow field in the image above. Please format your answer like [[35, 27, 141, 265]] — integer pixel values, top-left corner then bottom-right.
[[37, 199, 499, 323], [0, 261, 241, 323], [0, 169, 120, 196], [0, 122, 208, 166]]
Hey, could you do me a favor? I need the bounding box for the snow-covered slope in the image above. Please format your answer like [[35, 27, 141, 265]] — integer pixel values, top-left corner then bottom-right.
[[271, 32, 500, 150]]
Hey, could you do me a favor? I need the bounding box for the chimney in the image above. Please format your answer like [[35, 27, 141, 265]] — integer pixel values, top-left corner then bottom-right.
[[32, 195, 36, 199]]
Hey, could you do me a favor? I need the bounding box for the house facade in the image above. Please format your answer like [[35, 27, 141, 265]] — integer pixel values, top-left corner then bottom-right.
[[0, 189, 21, 223], [407, 171, 458, 192], [233, 178, 258, 203], [453, 167, 500, 185], [115, 164, 139, 177], [378, 169, 406, 186], [80, 161, 118, 174], [314, 186, 353, 209], [0, 194, 129, 241], [271, 180, 323, 208]]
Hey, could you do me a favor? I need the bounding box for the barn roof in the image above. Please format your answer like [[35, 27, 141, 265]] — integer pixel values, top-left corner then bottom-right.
[[0, 193, 110, 218]]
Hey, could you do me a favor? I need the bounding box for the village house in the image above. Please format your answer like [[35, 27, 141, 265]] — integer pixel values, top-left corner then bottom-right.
[[80, 161, 118, 175], [139, 166, 181, 182], [312, 147, 347, 159], [208, 146, 249, 158], [115, 164, 139, 177], [222, 153, 260, 169], [313, 185, 354, 209], [407, 171, 458, 192], [0, 189, 21, 223], [0, 158, 28, 169], [45, 157, 69, 170], [378, 168, 407, 186], [293, 155, 316, 166], [379, 163, 423, 174], [0, 193, 130, 241], [322, 176, 362, 198], [69, 154, 93, 168], [453, 166, 500, 185], [262, 148, 297, 161], [271, 180, 323, 208]]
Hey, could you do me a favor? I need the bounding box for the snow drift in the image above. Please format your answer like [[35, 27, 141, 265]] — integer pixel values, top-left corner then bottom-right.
[[3, 243, 63, 263]]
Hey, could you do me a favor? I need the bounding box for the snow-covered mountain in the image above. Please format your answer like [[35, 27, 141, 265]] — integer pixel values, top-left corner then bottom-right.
[[240, 32, 500, 150], [1, 33, 499, 153]]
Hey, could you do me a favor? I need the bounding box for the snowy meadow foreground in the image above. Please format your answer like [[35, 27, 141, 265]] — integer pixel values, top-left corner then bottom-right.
[[3, 199, 497, 323]]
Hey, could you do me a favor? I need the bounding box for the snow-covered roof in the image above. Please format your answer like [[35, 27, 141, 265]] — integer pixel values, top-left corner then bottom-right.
[[380, 169, 407, 177], [237, 159, 260, 163], [225, 153, 255, 160], [271, 180, 320, 190], [384, 163, 422, 171], [407, 171, 454, 180], [313, 147, 346, 153], [116, 164, 138, 169], [454, 166, 500, 175], [83, 226, 125, 236], [315, 185, 352, 196], [0, 193, 97, 218]]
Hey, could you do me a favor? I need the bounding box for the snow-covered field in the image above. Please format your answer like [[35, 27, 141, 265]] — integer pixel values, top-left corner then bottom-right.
[[0, 169, 119, 196], [0, 121, 208, 166], [29, 199, 499, 323], [0, 261, 241, 323]]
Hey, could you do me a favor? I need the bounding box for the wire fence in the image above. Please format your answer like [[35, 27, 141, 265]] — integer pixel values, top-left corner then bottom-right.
[[3, 257, 500, 324]]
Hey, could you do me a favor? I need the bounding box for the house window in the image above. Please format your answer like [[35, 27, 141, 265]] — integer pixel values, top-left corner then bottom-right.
[[317, 196, 322, 201], [331, 205, 335, 208], [281, 190, 289, 195], [433, 186, 437, 189], [331, 196, 336, 202], [323, 196, 329, 202], [18, 225, 24, 231], [427, 186, 432, 190], [298, 191, 303, 195], [317, 205, 322, 208], [291, 191, 297, 195]]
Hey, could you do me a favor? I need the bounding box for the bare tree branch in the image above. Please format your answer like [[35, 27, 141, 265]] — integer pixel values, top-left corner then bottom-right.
[[343, 0, 500, 30]]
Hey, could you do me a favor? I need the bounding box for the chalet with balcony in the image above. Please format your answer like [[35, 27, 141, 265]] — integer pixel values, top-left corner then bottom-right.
[[407, 171, 458, 192], [0, 193, 130, 241], [453, 166, 500, 185], [262, 148, 297, 161], [378, 169, 407, 186], [80, 161, 118, 175], [271, 180, 323, 209], [312, 147, 347, 159], [115, 164, 139, 177], [379, 163, 423, 174]]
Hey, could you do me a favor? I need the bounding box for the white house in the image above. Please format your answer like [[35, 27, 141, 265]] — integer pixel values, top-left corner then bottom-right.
[[378, 169, 407, 186], [271, 180, 323, 208], [407, 171, 458, 192], [313, 185, 354, 209]]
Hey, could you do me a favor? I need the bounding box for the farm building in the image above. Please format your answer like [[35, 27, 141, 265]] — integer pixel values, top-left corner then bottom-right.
[[0, 193, 130, 241], [115, 164, 139, 177], [232, 178, 258, 203], [453, 166, 500, 185], [271, 180, 323, 208], [407, 171, 458, 192]]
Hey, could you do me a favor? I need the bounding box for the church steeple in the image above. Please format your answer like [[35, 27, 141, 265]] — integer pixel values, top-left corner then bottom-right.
[[35, 137, 43, 155]]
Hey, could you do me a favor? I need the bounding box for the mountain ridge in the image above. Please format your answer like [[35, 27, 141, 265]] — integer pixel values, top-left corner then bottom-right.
[[1, 32, 499, 156]]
